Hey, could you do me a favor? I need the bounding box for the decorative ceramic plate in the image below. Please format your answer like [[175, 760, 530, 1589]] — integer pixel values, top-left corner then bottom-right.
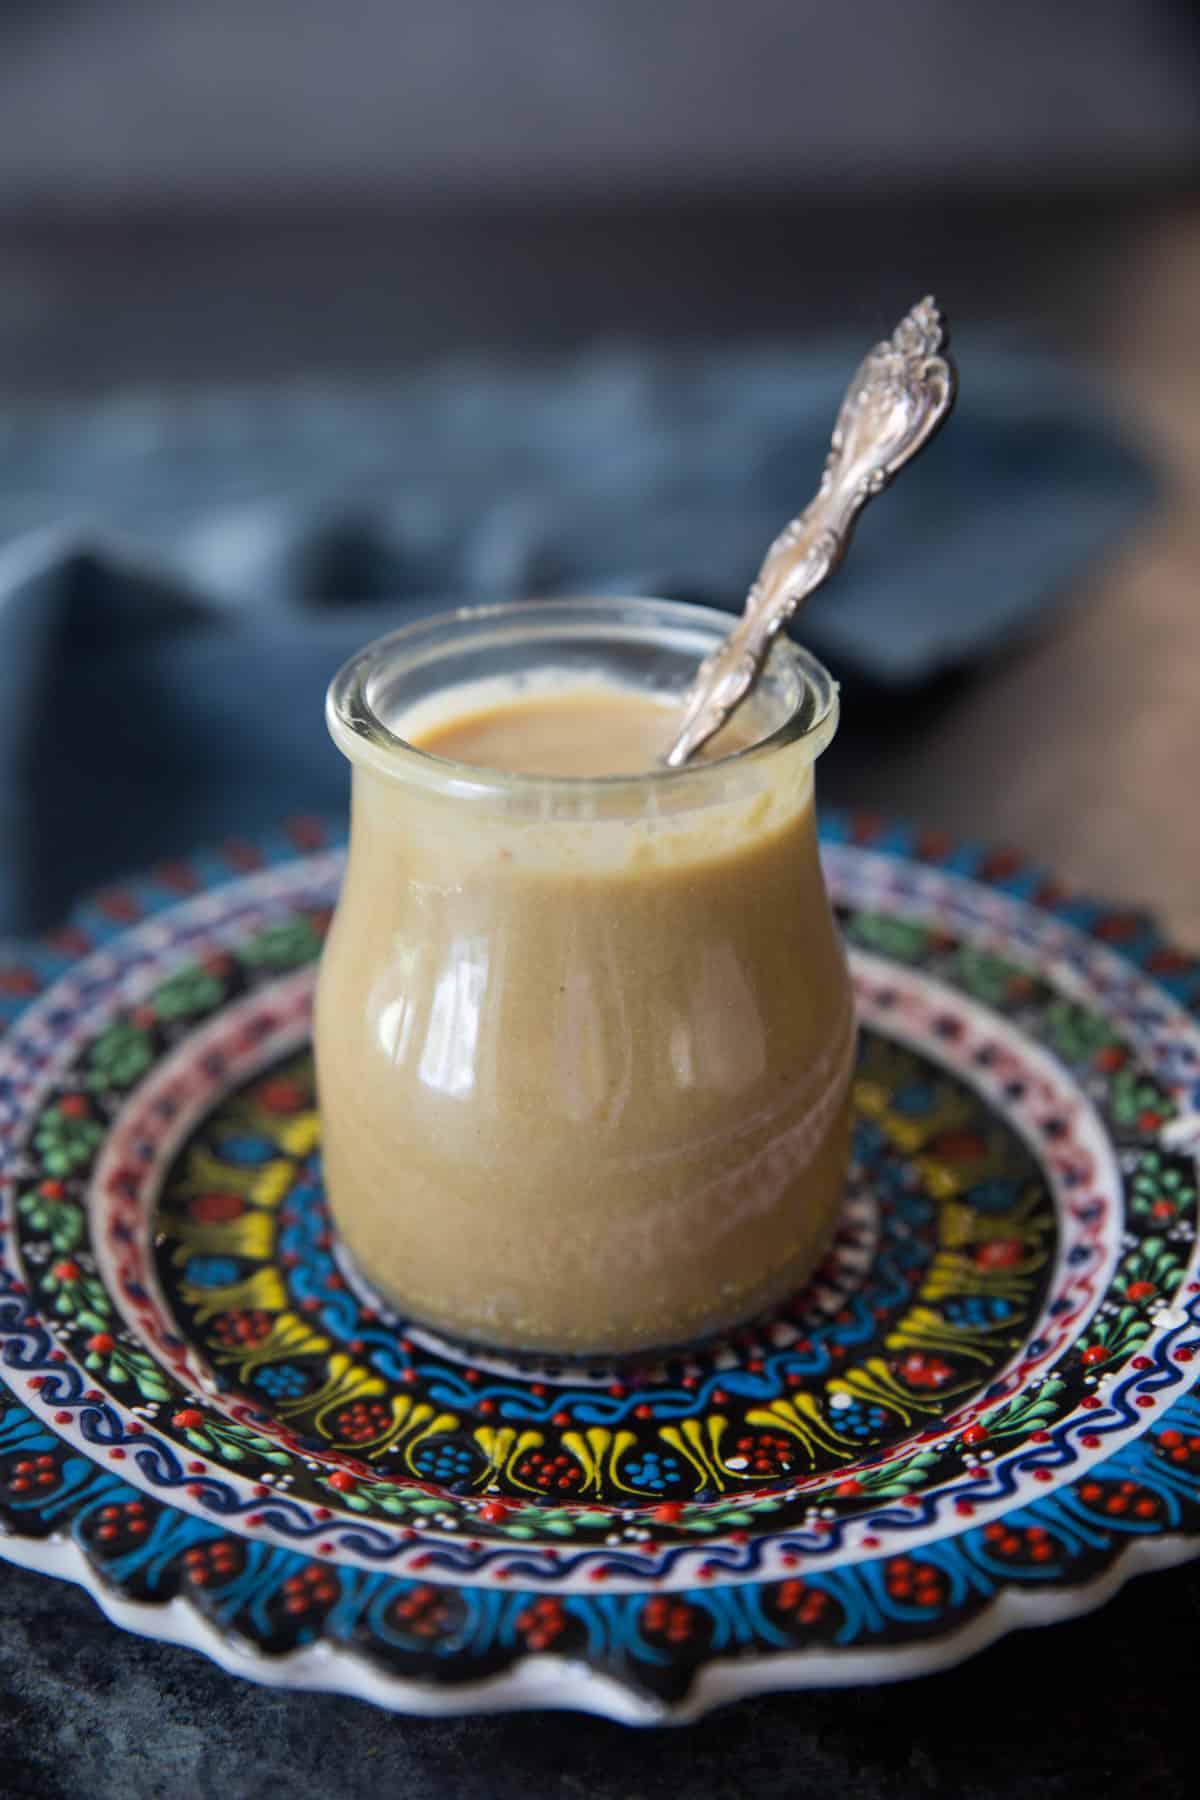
[[1, 814, 1199, 1725]]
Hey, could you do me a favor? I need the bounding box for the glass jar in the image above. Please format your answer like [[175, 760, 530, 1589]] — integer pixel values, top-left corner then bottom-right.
[[315, 597, 854, 1355]]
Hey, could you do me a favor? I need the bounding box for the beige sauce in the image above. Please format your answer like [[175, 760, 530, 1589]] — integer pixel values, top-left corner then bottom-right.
[[314, 682, 854, 1354], [415, 688, 748, 775]]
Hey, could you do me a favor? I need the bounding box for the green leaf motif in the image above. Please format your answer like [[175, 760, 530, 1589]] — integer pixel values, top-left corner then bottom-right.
[[86, 1020, 154, 1091], [857, 1448, 940, 1498], [845, 914, 931, 963], [85, 1341, 172, 1403], [980, 1376, 1066, 1440], [954, 947, 1029, 1007], [1110, 1066, 1176, 1131], [152, 965, 227, 1021], [1130, 1151, 1193, 1222], [181, 1417, 292, 1468], [1118, 1235, 1184, 1299], [33, 1108, 104, 1177], [1043, 1000, 1113, 1066], [1085, 1304, 1152, 1363], [44, 1266, 112, 1325], [17, 1187, 84, 1252], [241, 919, 323, 972]]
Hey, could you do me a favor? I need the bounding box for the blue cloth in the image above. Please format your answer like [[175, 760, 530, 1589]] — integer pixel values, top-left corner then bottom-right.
[[0, 339, 1155, 937]]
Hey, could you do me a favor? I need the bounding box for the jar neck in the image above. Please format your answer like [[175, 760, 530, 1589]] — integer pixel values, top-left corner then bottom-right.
[[327, 597, 839, 820]]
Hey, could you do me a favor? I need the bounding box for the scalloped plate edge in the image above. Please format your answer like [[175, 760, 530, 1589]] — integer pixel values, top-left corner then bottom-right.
[[2, 1519, 1195, 1726]]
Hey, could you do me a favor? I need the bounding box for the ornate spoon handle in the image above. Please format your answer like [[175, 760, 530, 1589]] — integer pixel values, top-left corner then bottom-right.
[[662, 297, 957, 767]]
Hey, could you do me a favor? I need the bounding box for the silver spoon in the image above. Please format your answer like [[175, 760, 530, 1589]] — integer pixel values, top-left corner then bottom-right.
[[662, 297, 957, 767]]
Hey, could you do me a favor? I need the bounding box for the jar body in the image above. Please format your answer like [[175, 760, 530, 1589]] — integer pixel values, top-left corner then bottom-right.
[[314, 600, 854, 1354]]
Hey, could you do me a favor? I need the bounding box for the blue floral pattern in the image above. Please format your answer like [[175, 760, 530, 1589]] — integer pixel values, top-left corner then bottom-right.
[[0, 814, 1197, 1718]]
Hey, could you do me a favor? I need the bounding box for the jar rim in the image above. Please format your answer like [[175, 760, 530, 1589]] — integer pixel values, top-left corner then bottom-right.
[[326, 596, 839, 798]]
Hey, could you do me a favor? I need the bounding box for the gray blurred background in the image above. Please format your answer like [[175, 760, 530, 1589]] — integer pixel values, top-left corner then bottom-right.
[[0, 0, 1197, 389], [2, 0, 1196, 204]]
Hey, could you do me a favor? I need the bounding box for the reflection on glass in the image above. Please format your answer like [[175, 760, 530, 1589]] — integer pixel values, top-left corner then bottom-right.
[[418, 936, 489, 1098], [690, 943, 767, 1094], [373, 943, 422, 1066], [669, 1011, 696, 1089]]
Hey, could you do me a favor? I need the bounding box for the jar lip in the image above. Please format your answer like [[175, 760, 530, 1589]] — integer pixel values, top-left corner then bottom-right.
[[327, 596, 839, 795]]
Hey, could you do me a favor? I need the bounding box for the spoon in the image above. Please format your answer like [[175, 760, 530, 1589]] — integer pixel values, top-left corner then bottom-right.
[[662, 297, 957, 767]]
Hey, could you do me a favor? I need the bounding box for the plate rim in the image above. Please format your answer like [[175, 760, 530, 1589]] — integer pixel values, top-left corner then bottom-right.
[[1, 810, 1198, 1722]]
